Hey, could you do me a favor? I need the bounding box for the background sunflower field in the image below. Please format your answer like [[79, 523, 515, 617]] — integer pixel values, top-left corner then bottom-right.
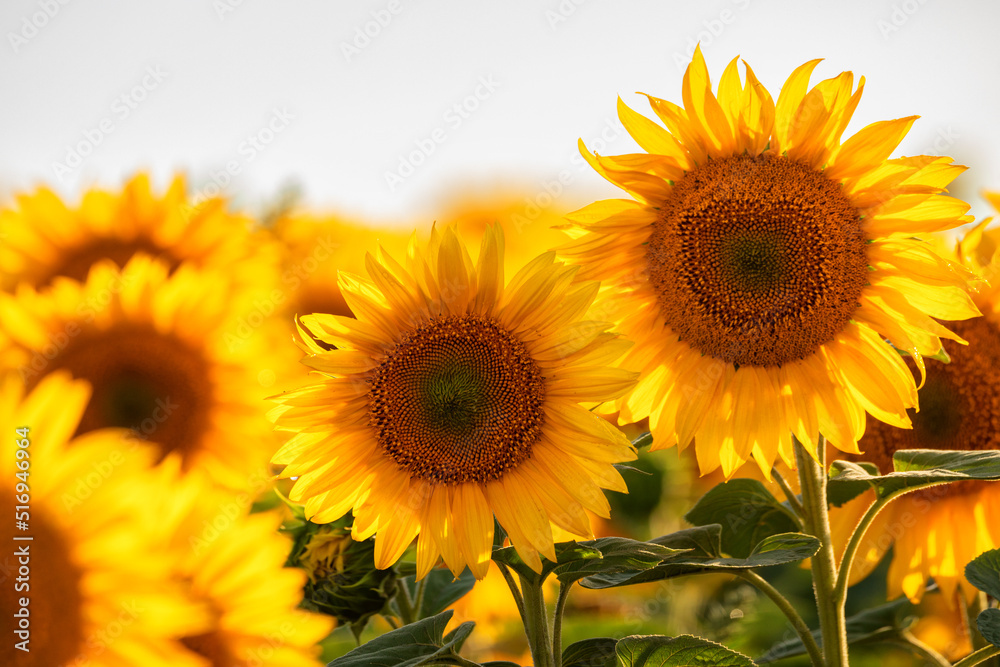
[[3, 2, 1000, 667]]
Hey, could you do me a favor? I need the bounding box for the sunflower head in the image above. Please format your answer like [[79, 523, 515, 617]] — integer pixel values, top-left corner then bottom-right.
[[0, 173, 279, 294], [285, 515, 397, 626], [0, 253, 287, 490], [434, 188, 577, 272], [0, 371, 204, 666], [271, 212, 410, 323], [271, 224, 638, 578], [828, 222, 1000, 603], [560, 46, 980, 477], [145, 460, 333, 666]]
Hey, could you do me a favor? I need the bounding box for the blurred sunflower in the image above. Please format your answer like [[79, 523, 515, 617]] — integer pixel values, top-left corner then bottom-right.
[[152, 462, 333, 666], [829, 221, 1000, 603], [0, 173, 278, 294], [434, 188, 576, 272], [271, 225, 638, 578], [269, 213, 410, 351], [271, 193, 570, 353], [0, 254, 285, 489], [0, 372, 203, 666], [909, 592, 974, 663], [560, 47, 979, 476], [447, 562, 537, 664]]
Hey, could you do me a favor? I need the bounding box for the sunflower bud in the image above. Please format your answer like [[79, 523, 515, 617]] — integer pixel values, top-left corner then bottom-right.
[[285, 516, 396, 626]]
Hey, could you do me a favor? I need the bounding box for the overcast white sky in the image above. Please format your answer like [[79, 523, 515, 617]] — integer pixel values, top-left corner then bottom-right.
[[1, 0, 997, 226]]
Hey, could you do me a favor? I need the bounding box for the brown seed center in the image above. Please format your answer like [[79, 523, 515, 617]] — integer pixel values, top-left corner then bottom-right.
[[647, 153, 869, 367], [35, 324, 212, 467], [37, 239, 178, 287], [180, 628, 238, 665], [0, 499, 84, 666], [856, 317, 1000, 498], [367, 315, 544, 484]]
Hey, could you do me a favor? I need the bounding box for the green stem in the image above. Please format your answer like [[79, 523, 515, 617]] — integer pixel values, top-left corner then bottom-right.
[[496, 562, 527, 627], [519, 572, 554, 667], [552, 582, 572, 667], [796, 435, 845, 667], [772, 466, 805, 523], [955, 646, 1000, 667], [897, 628, 951, 667], [833, 482, 970, 602], [737, 570, 824, 667], [833, 494, 889, 604], [413, 575, 429, 620], [395, 580, 417, 625]]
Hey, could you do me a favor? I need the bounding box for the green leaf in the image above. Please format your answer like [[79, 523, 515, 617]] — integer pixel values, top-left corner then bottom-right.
[[826, 461, 879, 507], [965, 548, 1000, 600], [553, 537, 688, 584], [615, 634, 757, 666], [828, 450, 1000, 500], [492, 540, 603, 583], [684, 479, 799, 558], [977, 608, 1000, 648], [580, 527, 819, 590], [401, 567, 476, 619], [492, 537, 685, 585], [326, 610, 475, 667], [562, 637, 618, 667], [756, 594, 917, 663]]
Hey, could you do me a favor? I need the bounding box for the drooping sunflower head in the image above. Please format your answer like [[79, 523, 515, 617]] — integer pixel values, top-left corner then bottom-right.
[[829, 222, 1000, 603], [0, 253, 287, 490], [560, 47, 980, 477], [0, 173, 279, 294], [0, 372, 205, 667], [284, 514, 398, 626], [271, 224, 639, 578]]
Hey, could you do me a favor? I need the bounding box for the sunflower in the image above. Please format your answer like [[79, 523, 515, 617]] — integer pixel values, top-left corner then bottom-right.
[[0, 254, 286, 490], [150, 461, 333, 666], [559, 47, 980, 476], [269, 213, 411, 352], [447, 562, 539, 664], [909, 591, 974, 662], [432, 187, 579, 273], [270, 225, 639, 578], [828, 221, 1000, 603], [0, 173, 278, 294], [0, 371, 204, 666]]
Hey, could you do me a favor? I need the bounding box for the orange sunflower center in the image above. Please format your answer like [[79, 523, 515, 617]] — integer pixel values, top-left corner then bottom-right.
[[41, 325, 212, 466], [38, 238, 177, 286], [180, 628, 237, 665], [368, 315, 545, 484], [857, 317, 1000, 497], [0, 499, 84, 666], [647, 153, 869, 367]]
